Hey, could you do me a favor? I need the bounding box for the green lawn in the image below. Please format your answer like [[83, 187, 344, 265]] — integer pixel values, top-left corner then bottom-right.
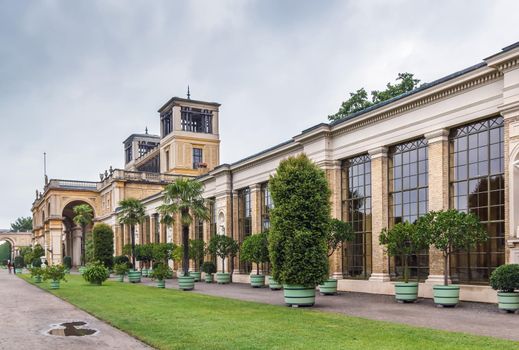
[[20, 275, 517, 350]]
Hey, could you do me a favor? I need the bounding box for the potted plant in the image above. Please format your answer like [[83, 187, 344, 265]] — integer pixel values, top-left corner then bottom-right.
[[14, 256, 24, 274], [207, 234, 239, 284], [113, 262, 129, 282], [63, 256, 72, 274], [319, 219, 354, 295], [149, 263, 172, 288], [139, 244, 153, 277], [118, 198, 146, 282], [240, 232, 269, 288], [379, 222, 428, 302], [82, 261, 110, 286], [30, 266, 44, 283], [490, 264, 519, 312], [189, 239, 205, 282], [269, 154, 330, 307], [201, 261, 216, 283], [42, 264, 67, 289], [417, 209, 487, 307], [158, 178, 210, 291]]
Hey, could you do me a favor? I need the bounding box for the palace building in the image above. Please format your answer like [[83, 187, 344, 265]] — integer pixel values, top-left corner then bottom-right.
[[32, 42, 519, 303]]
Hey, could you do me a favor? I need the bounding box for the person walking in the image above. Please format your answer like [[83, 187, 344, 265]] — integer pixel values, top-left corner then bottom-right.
[[7, 260, 12, 274]]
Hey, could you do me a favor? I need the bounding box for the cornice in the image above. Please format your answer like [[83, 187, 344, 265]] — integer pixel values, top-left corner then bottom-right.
[[331, 69, 502, 138]]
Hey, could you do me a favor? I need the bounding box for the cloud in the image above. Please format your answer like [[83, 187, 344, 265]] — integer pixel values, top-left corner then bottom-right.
[[0, 0, 519, 227]]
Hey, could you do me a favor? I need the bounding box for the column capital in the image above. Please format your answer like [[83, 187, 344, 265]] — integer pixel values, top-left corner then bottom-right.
[[368, 146, 388, 159], [424, 129, 449, 144], [249, 183, 262, 192]]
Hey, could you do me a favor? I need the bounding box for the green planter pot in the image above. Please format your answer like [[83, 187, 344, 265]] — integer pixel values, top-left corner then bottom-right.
[[50, 280, 60, 290], [179, 276, 195, 290], [497, 292, 519, 312], [141, 269, 149, 277], [15, 268, 23, 274], [268, 276, 282, 290], [157, 280, 166, 289], [33, 275, 42, 283], [216, 272, 231, 284], [283, 285, 316, 306], [319, 279, 338, 295], [78, 267, 87, 275], [205, 274, 213, 283], [128, 270, 142, 283], [394, 282, 419, 302], [433, 285, 460, 306], [250, 274, 265, 288], [191, 271, 201, 282], [116, 274, 124, 282]]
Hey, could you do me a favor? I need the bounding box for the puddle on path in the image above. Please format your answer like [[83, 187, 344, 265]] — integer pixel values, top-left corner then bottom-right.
[[47, 321, 97, 336]]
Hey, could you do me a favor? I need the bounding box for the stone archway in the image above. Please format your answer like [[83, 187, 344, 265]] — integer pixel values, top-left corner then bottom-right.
[[0, 239, 13, 262], [61, 200, 95, 267]]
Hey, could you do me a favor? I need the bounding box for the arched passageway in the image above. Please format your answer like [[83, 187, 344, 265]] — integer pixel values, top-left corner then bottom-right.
[[0, 240, 12, 262], [61, 200, 94, 267]]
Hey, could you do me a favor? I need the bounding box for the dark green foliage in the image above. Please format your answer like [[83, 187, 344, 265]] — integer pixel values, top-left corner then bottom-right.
[[328, 73, 420, 121], [490, 264, 519, 293], [122, 244, 132, 257], [83, 261, 109, 285], [201, 261, 216, 274], [10, 216, 32, 231], [32, 244, 44, 260], [114, 255, 130, 267], [43, 264, 67, 282], [92, 223, 114, 269], [0, 241, 11, 262], [29, 266, 43, 277], [32, 257, 42, 268], [113, 262, 130, 276], [151, 243, 176, 265], [379, 222, 428, 283], [208, 235, 239, 273], [416, 209, 488, 286], [326, 219, 354, 257], [85, 234, 95, 264], [189, 239, 205, 270], [117, 198, 146, 269], [14, 256, 24, 268], [1, 259, 8, 266], [269, 154, 330, 286], [149, 264, 172, 281], [136, 244, 154, 268], [63, 256, 72, 269], [240, 233, 269, 275]]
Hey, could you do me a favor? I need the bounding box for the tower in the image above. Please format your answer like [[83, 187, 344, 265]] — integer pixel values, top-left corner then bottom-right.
[[157, 95, 221, 176]]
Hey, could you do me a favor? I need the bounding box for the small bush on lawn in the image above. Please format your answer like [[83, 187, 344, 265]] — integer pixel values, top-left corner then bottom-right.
[[114, 262, 130, 276], [43, 264, 67, 282], [490, 264, 519, 293], [83, 261, 110, 285]]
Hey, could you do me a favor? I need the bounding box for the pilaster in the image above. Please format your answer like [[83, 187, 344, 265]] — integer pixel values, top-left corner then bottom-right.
[[368, 147, 390, 282]]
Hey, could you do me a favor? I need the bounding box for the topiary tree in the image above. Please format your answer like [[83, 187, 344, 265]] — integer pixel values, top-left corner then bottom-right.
[[379, 222, 428, 283], [416, 209, 487, 286], [240, 232, 269, 276], [32, 257, 43, 268], [92, 223, 114, 269], [269, 154, 330, 287], [189, 239, 205, 271], [207, 235, 239, 274], [82, 261, 109, 285], [152, 243, 176, 267], [490, 264, 519, 293]]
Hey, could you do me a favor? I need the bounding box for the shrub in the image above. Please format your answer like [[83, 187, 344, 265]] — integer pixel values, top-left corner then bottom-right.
[[32, 244, 45, 260], [379, 222, 428, 283], [14, 256, 24, 268], [269, 154, 330, 287], [201, 261, 216, 275], [43, 264, 67, 282], [490, 264, 519, 293], [208, 235, 239, 273], [136, 244, 154, 269], [63, 256, 72, 269], [82, 261, 109, 285], [149, 264, 172, 281], [29, 266, 43, 278], [85, 234, 95, 264], [32, 257, 42, 268], [189, 239, 205, 270], [114, 255, 130, 267], [92, 223, 114, 269], [416, 209, 487, 286], [23, 247, 33, 266], [113, 262, 130, 276], [240, 233, 269, 275]]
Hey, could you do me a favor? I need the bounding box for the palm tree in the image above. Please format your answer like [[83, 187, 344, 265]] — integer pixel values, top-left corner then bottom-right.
[[117, 198, 146, 269], [158, 178, 209, 276], [73, 204, 93, 266]]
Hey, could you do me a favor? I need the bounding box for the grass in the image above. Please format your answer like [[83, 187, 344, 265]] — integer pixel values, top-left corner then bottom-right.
[[20, 274, 518, 350]]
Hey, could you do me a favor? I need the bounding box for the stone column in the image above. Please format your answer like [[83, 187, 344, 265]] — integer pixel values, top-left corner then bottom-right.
[[368, 147, 390, 282], [72, 224, 82, 266], [49, 219, 63, 265], [250, 184, 262, 274], [425, 129, 450, 284]]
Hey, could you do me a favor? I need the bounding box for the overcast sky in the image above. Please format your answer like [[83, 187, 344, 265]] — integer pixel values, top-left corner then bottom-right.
[[1, 0, 519, 228]]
